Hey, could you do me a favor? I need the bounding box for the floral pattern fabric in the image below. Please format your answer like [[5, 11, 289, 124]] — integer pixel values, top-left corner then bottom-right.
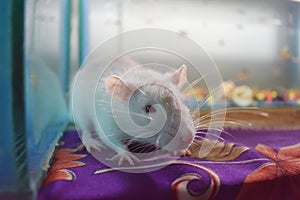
[[38, 129, 300, 200]]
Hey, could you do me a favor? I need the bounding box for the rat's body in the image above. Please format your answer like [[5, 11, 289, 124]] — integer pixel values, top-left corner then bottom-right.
[[71, 63, 195, 165]]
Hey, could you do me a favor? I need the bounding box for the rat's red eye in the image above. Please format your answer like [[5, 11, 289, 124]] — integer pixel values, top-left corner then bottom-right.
[[145, 105, 156, 113]]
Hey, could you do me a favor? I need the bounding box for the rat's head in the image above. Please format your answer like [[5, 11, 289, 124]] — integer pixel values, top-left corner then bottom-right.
[[105, 65, 195, 154]]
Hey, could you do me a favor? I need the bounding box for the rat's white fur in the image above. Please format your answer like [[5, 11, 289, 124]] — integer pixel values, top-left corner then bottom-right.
[[71, 62, 195, 166]]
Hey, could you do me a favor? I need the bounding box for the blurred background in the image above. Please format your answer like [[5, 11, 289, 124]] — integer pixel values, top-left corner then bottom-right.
[[76, 0, 299, 88]]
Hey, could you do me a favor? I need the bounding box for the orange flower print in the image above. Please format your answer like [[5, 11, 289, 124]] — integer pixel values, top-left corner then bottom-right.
[[42, 148, 87, 187], [237, 143, 300, 200]]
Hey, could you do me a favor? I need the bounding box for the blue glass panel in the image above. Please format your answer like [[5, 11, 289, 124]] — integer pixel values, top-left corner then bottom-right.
[[0, 0, 18, 191], [24, 0, 69, 189]]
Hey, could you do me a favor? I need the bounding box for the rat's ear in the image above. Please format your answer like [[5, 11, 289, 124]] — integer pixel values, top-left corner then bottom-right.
[[105, 75, 132, 101], [171, 64, 187, 89]]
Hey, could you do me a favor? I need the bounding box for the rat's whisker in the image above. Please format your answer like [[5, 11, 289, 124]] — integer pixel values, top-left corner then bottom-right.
[[196, 107, 269, 124], [191, 84, 225, 117], [196, 126, 235, 140], [137, 87, 147, 96], [190, 141, 203, 149], [193, 119, 223, 127], [100, 109, 152, 120], [213, 107, 269, 117], [218, 129, 237, 140], [222, 119, 253, 128], [195, 130, 210, 135], [196, 132, 226, 142], [194, 135, 205, 140], [196, 127, 223, 135], [104, 132, 122, 137], [199, 118, 254, 129], [194, 130, 225, 142], [196, 122, 224, 130]]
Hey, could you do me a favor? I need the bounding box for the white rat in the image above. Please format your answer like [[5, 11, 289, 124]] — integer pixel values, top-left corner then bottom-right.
[[71, 63, 195, 166]]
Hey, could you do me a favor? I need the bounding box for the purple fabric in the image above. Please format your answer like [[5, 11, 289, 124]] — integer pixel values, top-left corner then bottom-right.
[[38, 128, 300, 200], [221, 128, 300, 149]]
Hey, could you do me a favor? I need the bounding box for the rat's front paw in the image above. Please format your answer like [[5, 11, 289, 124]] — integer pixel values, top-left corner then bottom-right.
[[77, 138, 106, 154], [171, 149, 191, 157], [86, 140, 107, 153], [106, 151, 140, 166], [180, 149, 191, 157], [79, 132, 106, 153]]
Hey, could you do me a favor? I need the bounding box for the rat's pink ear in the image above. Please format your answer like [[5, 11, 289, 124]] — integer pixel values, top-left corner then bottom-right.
[[171, 64, 187, 89], [105, 75, 132, 100]]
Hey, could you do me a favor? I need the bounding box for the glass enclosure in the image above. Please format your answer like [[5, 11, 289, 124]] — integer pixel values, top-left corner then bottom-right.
[[1, 0, 300, 197], [24, 0, 69, 188], [0, 0, 69, 196]]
